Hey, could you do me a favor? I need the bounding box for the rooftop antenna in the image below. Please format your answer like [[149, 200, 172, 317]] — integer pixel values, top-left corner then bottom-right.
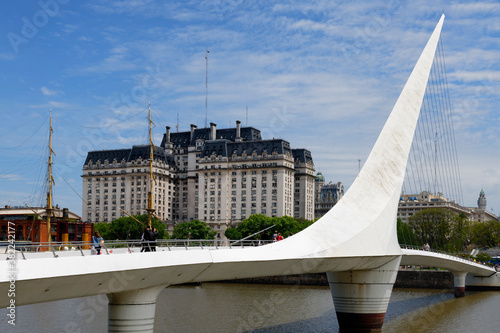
[[176, 113, 179, 132], [246, 106, 248, 126], [358, 159, 361, 174], [205, 49, 210, 128]]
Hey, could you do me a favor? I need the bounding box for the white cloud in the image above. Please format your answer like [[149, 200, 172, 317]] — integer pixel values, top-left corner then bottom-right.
[[78, 36, 93, 42], [41, 86, 57, 96], [0, 174, 23, 181], [27, 101, 73, 109], [73, 46, 137, 74], [0, 53, 15, 61], [450, 2, 500, 14], [448, 70, 500, 83]]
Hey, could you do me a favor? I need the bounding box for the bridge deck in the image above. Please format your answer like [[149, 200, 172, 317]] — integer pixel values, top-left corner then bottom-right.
[[400, 247, 496, 277]]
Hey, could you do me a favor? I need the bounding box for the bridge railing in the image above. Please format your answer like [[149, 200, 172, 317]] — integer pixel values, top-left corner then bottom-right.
[[3, 239, 276, 259], [399, 244, 495, 269]]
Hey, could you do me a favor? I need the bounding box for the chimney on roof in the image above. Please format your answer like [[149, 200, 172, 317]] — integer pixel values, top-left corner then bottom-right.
[[163, 125, 173, 154], [190, 124, 197, 141], [210, 122, 216, 140], [166, 126, 171, 143], [235, 120, 242, 142], [63, 208, 69, 218]]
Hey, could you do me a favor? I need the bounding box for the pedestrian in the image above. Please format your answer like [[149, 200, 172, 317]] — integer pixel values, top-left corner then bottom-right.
[[141, 226, 152, 252], [272, 230, 278, 241], [277, 233, 283, 241], [424, 243, 430, 251], [92, 231, 104, 255], [151, 228, 158, 252]]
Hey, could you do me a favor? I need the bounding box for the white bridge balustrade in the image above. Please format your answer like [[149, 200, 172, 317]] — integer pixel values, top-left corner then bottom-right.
[[1, 239, 273, 259], [399, 245, 499, 297], [2, 14, 500, 333]]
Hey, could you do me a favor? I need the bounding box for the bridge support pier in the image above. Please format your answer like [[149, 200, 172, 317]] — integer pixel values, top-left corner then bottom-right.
[[107, 285, 167, 333], [452, 271, 467, 297], [327, 256, 401, 332]]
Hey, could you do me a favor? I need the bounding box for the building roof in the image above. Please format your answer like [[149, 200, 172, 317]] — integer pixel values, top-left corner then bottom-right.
[[315, 172, 325, 183], [84, 145, 176, 167], [292, 148, 313, 163], [200, 139, 292, 158], [0, 207, 81, 220], [161, 126, 262, 148]]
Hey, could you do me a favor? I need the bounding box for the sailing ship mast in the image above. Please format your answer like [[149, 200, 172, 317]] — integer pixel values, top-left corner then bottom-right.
[[146, 102, 156, 228], [46, 109, 56, 246]]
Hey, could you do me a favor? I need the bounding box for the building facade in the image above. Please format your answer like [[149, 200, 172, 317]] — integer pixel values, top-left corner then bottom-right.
[[397, 190, 498, 223], [82, 121, 315, 238], [0, 206, 91, 243], [314, 172, 344, 219]]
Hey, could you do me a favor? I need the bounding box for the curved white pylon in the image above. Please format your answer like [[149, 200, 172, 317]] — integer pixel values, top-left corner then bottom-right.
[[280, 14, 446, 259]]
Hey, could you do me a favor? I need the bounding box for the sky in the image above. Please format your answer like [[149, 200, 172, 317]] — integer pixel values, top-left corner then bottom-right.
[[0, 0, 499, 217]]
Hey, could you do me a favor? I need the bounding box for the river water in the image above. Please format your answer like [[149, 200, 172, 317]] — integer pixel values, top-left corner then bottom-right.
[[1, 283, 499, 332]]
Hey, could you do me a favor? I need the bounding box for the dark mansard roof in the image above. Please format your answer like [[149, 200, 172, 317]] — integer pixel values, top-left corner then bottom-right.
[[84, 145, 176, 167], [160, 126, 262, 148], [292, 148, 313, 164], [200, 139, 292, 158]]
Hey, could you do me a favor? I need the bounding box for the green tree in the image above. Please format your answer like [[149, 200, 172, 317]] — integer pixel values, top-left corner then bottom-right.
[[94, 214, 168, 240], [271, 215, 301, 238], [396, 218, 418, 246], [408, 208, 456, 250], [448, 213, 471, 252], [224, 227, 242, 240], [470, 220, 500, 248], [475, 252, 492, 263], [172, 220, 216, 239], [234, 214, 274, 239], [295, 217, 314, 231], [223, 214, 315, 240]]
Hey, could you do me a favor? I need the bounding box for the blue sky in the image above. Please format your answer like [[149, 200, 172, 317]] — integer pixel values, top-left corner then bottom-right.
[[1, 0, 499, 217]]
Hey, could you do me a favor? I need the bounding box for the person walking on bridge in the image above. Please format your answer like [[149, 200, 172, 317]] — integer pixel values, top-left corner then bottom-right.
[[141, 227, 152, 252], [92, 231, 104, 255], [151, 228, 158, 252]]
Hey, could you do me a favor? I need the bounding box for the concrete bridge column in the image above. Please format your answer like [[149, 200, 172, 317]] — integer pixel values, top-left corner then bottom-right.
[[107, 285, 167, 333], [452, 271, 467, 298], [327, 256, 401, 332]]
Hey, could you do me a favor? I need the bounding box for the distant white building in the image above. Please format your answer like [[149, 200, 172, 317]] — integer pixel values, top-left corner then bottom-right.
[[397, 190, 498, 223]]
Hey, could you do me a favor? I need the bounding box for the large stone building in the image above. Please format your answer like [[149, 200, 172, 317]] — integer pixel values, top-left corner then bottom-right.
[[397, 190, 498, 223], [82, 121, 315, 238], [314, 172, 344, 219]]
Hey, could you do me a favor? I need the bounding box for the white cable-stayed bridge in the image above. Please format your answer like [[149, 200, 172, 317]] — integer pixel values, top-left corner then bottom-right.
[[1, 14, 499, 333]]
